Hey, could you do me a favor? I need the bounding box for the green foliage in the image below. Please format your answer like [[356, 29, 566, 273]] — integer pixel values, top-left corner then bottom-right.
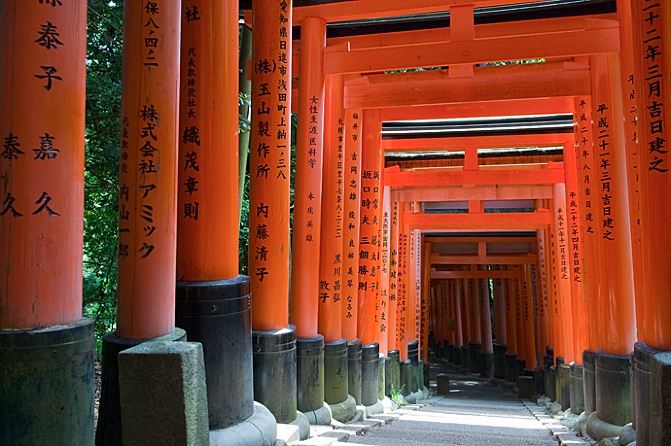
[[84, 0, 124, 352], [390, 385, 408, 407]]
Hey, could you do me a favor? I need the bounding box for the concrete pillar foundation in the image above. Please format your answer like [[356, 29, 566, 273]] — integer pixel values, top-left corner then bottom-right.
[[118, 342, 209, 446], [385, 350, 400, 396], [480, 352, 494, 378], [377, 356, 386, 401], [469, 342, 482, 373], [595, 351, 632, 427], [176, 277, 255, 429], [347, 340, 362, 405], [556, 359, 571, 411], [0, 319, 95, 446], [210, 402, 278, 446], [324, 339, 348, 419], [361, 343, 379, 407], [252, 327, 297, 424], [97, 327, 186, 445], [633, 342, 655, 445], [649, 351, 671, 445], [570, 363, 585, 415], [493, 344, 507, 379], [545, 366, 557, 401], [296, 336, 325, 418], [583, 349, 597, 414], [504, 353, 518, 383]]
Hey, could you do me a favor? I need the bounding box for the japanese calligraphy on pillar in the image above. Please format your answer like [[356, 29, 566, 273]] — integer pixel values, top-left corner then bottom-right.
[[397, 229, 408, 346], [249, 0, 291, 292], [343, 110, 362, 327], [414, 231, 422, 342], [594, 101, 617, 241], [556, 204, 568, 280], [575, 99, 595, 236], [304, 95, 321, 243], [536, 232, 548, 322], [380, 187, 391, 338], [181, 31, 201, 222], [635, 0, 668, 174]]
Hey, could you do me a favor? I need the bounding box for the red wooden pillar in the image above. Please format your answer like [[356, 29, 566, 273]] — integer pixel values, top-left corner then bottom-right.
[[563, 139, 589, 365], [552, 185, 575, 364], [421, 241, 432, 363], [387, 200, 399, 354], [342, 109, 362, 341], [588, 53, 636, 429], [536, 229, 552, 353], [396, 206, 409, 361], [358, 109, 383, 348], [0, 1, 94, 443], [248, 0, 297, 424], [504, 272, 518, 358], [380, 186, 393, 355], [494, 275, 508, 347], [291, 16, 326, 341], [521, 265, 538, 371]]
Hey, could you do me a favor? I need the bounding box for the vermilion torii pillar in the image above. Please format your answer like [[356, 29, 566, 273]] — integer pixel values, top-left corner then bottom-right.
[[386, 199, 401, 394], [573, 95, 601, 416], [0, 1, 94, 443], [461, 278, 473, 369], [343, 108, 364, 405], [503, 271, 519, 383], [291, 15, 328, 424], [493, 274, 508, 379], [98, 2, 185, 444], [358, 108, 383, 407], [468, 279, 483, 373], [381, 186, 397, 396], [319, 74, 352, 418], [479, 277, 494, 377], [173, 2, 276, 442], [586, 53, 636, 438], [631, 2, 671, 443], [452, 280, 465, 365], [248, 0, 298, 427]]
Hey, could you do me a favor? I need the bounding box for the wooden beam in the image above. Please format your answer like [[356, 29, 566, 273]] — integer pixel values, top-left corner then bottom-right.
[[292, 0, 545, 24], [325, 27, 618, 74], [382, 134, 571, 152], [431, 254, 538, 265], [384, 166, 565, 187], [431, 270, 521, 279], [425, 236, 536, 244], [379, 98, 574, 122], [392, 185, 554, 202], [344, 62, 591, 109], [404, 211, 551, 230]]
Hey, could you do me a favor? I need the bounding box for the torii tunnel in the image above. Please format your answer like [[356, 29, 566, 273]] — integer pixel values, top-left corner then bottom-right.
[[1, 0, 670, 445]]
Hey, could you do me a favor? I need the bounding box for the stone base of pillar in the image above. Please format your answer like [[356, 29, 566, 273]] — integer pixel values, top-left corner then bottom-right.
[[504, 353, 518, 383], [302, 402, 332, 427], [347, 340, 362, 405], [595, 351, 632, 428], [361, 343, 380, 407], [296, 335, 326, 421], [252, 326, 297, 424], [408, 341, 420, 393], [0, 318, 94, 445], [118, 341, 209, 446], [328, 395, 357, 423], [323, 338, 347, 426], [461, 345, 470, 369], [446, 344, 454, 363], [586, 411, 625, 441], [518, 375, 535, 399], [176, 276, 254, 429], [556, 359, 571, 411], [288, 411, 311, 441], [570, 363, 585, 415], [97, 327, 186, 445], [400, 360, 413, 401], [422, 360, 430, 388], [480, 352, 494, 378], [493, 344, 507, 379], [545, 365, 557, 401], [362, 400, 384, 417], [210, 402, 278, 446], [633, 341, 655, 445], [377, 356, 386, 401], [532, 368, 544, 398], [469, 342, 482, 373], [385, 350, 400, 396], [648, 350, 671, 445], [583, 349, 597, 414], [454, 346, 464, 366]]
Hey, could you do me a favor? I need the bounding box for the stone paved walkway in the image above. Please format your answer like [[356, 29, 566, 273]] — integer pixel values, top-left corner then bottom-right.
[[346, 368, 558, 446]]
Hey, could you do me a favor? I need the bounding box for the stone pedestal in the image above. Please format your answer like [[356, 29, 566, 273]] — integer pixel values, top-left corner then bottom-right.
[[347, 340, 362, 404], [377, 356, 386, 401], [583, 349, 597, 413], [480, 352, 494, 378], [0, 319, 95, 446], [556, 359, 571, 411], [97, 328, 186, 445], [570, 363, 585, 415], [505, 353, 518, 383], [385, 350, 400, 396], [408, 341, 420, 393], [518, 375, 534, 399], [361, 343, 379, 407], [469, 342, 482, 373], [400, 360, 413, 401], [586, 351, 632, 441], [493, 344, 507, 379], [252, 327, 297, 424], [545, 366, 557, 401], [437, 374, 450, 395], [648, 351, 671, 446], [176, 277, 254, 429], [633, 342, 655, 445], [118, 342, 209, 446], [296, 336, 327, 424]]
